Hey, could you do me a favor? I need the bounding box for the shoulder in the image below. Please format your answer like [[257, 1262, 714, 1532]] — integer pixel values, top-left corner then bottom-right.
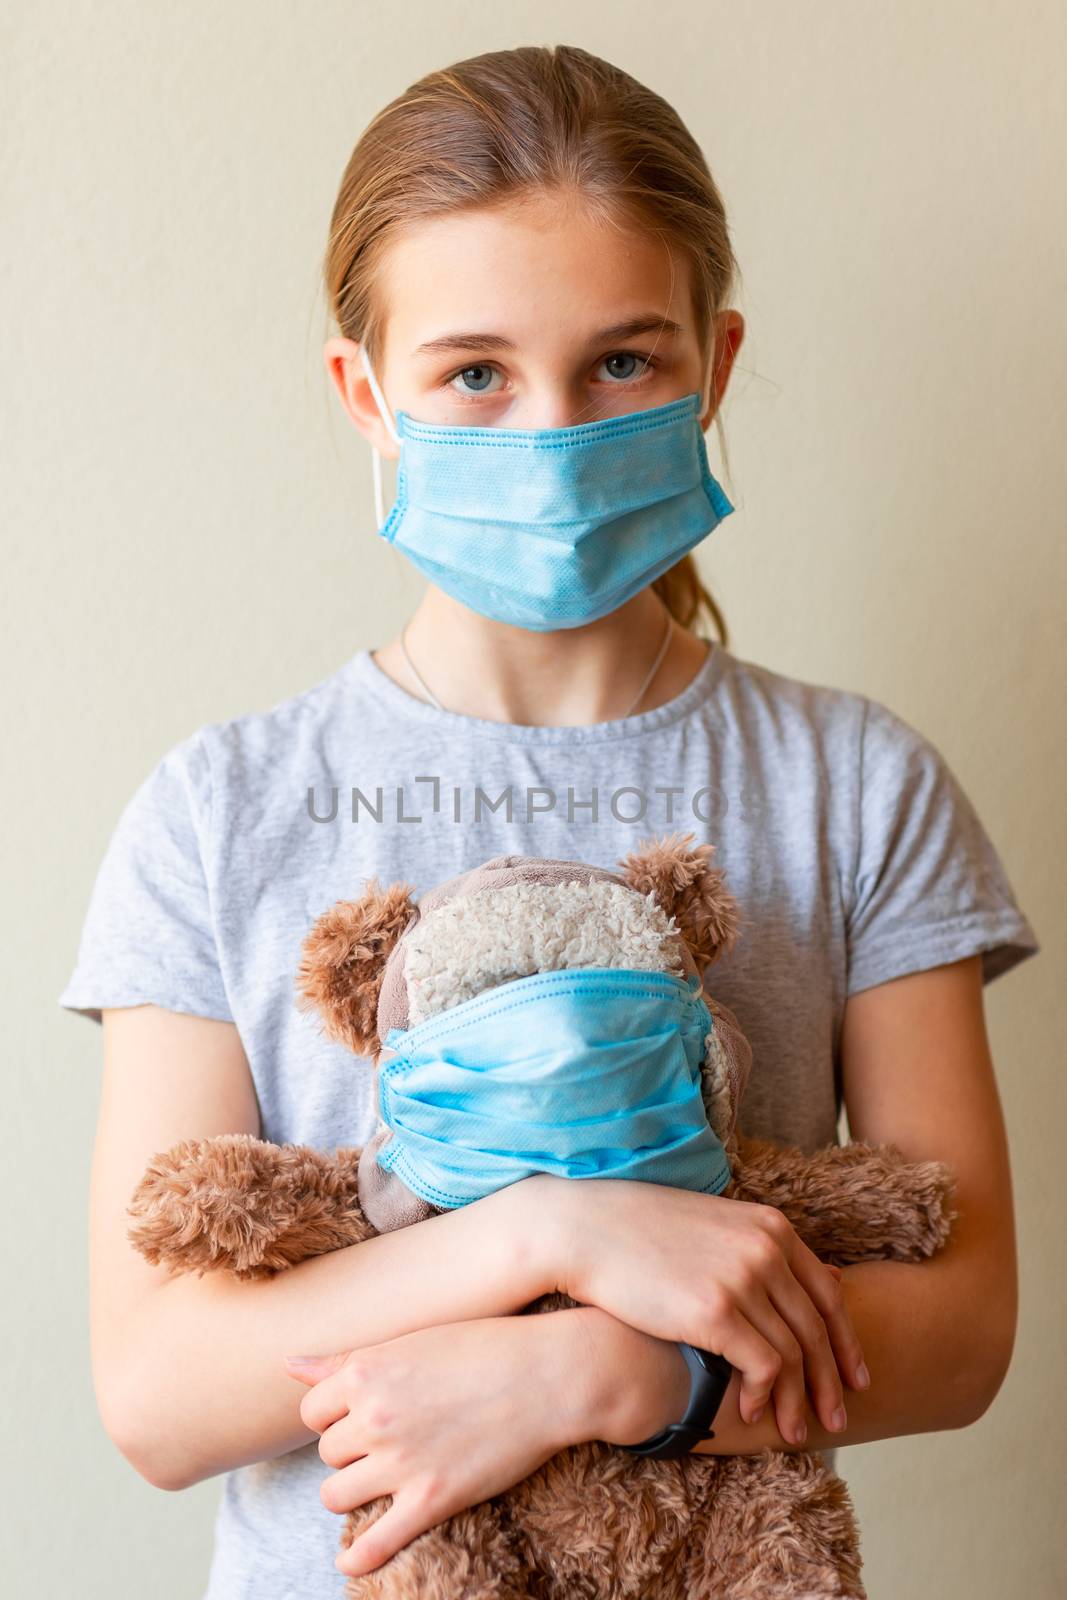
[[163, 654, 364, 804], [714, 647, 876, 764], [710, 653, 971, 881], [718, 648, 948, 764]]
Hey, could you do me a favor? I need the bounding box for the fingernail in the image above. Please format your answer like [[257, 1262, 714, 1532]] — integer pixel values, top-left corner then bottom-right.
[[751, 1405, 764, 1424], [856, 1362, 870, 1389], [794, 1420, 807, 1445], [831, 1406, 847, 1431], [285, 1354, 319, 1365]]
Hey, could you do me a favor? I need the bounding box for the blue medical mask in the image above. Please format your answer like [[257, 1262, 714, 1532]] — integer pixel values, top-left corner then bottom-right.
[[376, 965, 732, 1209], [360, 349, 734, 632]]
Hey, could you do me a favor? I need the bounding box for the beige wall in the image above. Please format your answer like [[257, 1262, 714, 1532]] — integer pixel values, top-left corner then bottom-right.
[[7, 2, 1064, 1594]]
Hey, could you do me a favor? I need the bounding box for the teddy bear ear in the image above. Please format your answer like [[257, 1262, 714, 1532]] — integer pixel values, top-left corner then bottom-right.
[[616, 830, 742, 972], [295, 878, 418, 1057]]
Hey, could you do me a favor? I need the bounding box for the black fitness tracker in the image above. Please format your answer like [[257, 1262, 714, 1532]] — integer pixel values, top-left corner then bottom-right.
[[622, 1343, 734, 1460]]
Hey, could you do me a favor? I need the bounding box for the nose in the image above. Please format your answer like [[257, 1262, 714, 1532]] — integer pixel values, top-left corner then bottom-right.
[[513, 384, 610, 430]]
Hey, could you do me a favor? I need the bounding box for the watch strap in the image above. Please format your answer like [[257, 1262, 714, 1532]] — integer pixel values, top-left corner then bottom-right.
[[621, 1342, 733, 1460]]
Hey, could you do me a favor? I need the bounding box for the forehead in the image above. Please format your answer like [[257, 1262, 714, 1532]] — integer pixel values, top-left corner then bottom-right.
[[378, 194, 696, 363]]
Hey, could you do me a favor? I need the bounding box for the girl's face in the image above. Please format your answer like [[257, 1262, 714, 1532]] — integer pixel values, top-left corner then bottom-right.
[[326, 190, 744, 458]]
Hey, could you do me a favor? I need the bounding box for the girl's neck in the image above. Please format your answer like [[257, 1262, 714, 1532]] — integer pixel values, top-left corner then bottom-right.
[[370, 586, 713, 726]]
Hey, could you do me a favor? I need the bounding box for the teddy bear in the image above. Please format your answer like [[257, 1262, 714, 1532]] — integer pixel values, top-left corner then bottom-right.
[[127, 833, 958, 1600]]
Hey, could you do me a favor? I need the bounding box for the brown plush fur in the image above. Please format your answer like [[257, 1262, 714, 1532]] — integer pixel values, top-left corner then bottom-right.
[[618, 831, 743, 973], [128, 835, 958, 1599], [294, 877, 418, 1056]]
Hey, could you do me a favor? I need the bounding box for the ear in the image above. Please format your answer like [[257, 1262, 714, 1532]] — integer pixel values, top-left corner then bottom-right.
[[295, 877, 417, 1056], [616, 831, 742, 972]]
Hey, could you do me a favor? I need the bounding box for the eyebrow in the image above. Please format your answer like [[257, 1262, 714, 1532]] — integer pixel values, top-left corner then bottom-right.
[[411, 314, 684, 358]]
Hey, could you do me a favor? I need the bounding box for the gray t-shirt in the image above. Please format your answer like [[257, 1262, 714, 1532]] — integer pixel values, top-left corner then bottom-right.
[[59, 641, 1040, 1598]]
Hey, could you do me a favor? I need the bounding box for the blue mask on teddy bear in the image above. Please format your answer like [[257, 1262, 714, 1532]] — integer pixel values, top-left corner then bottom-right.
[[376, 964, 732, 1209]]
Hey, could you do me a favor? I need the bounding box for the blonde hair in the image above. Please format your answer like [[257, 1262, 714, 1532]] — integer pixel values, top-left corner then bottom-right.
[[324, 44, 740, 645]]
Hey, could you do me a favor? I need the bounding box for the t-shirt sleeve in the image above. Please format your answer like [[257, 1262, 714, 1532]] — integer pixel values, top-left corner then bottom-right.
[[57, 729, 234, 1026], [845, 696, 1041, 996]]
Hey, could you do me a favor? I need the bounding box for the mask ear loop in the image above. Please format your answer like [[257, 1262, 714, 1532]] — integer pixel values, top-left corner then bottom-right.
[[698, 348, 716, 432], [360, 347, 402, 533], [371, 442, 388, 534]]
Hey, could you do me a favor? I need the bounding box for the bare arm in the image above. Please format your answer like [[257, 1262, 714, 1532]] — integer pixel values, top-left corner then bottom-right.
[[567, 954, 1019, 1455], [92, 1006, 551, 1491]]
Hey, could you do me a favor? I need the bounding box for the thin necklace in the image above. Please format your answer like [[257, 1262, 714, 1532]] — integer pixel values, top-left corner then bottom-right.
[[399, 609, 676, 720]]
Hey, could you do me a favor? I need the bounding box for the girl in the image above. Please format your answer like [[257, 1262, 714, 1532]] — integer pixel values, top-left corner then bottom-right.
[[60, 44, 1040, 1597]]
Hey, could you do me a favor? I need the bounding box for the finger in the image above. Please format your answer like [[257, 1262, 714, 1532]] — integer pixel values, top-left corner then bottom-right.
[[295, 1373, 353, 1436], [320, 1456, 387, 1516], [337, 1489, 443, 1577], [729, 1290, 810, 1444], [701, 1302, 790, 1427], [284, 1351, 348, 1386], [792, 1245, 869, 1392], [317, 1413, 372, 1470], [759, 1253, 848, 1437]]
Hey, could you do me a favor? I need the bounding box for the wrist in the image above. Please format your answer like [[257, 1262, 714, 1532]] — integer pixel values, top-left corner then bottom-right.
[[509, 1173, 581, 1301], [558, 1305, 691, 1448], [486, 1175, 569, 1307]]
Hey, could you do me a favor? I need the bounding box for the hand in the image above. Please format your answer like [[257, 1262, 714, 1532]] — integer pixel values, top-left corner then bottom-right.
[[533, 1174, 869, 1449], [283, 1311, 593, 1578]]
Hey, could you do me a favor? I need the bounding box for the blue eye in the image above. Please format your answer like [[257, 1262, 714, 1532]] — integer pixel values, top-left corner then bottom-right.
[[443, 351, 656, 401], [600, 352, 652, 382], [449, 365, 501, 396]]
